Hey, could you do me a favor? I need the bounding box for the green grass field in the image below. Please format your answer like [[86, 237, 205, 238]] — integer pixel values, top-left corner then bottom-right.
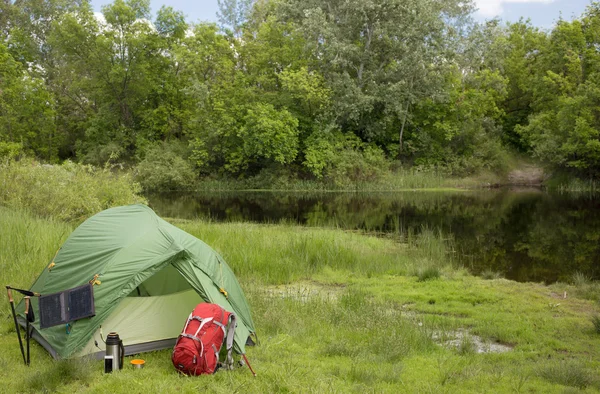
[[2, 208, 600, 393]]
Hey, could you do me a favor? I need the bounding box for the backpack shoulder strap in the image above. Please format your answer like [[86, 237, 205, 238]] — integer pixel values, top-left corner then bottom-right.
[[224, 313, 237, 369]]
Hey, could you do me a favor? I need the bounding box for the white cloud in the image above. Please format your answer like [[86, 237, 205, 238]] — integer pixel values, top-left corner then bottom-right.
[[475, 0, 555, 18]]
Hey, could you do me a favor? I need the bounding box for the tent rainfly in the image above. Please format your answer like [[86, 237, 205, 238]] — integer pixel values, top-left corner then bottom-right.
[[15, 204, 255, 359]]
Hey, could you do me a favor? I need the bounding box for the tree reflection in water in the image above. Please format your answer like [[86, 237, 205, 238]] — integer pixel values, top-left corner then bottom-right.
[[148, 190, 600, 283]]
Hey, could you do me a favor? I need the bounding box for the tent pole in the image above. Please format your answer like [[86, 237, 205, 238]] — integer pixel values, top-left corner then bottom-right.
[[25, 297, 30, 366]]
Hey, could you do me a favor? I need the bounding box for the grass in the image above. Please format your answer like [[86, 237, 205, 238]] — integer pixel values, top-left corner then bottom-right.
[[592, 316, 600, 334], [194, 166, 503, 192], [0, 208, 73, 291], [536, 360, 598, 390], [544, 172, 600, 193], [170, 220, 451, 285], [2, 208, 600, 392], [567, 272, 600, 303]]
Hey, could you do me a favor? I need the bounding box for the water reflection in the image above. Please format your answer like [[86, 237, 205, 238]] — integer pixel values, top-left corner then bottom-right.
[[147, 190, 600, 283]]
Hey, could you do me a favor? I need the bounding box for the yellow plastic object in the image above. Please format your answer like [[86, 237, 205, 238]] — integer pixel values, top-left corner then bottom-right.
[[89, 274, 101, 286]]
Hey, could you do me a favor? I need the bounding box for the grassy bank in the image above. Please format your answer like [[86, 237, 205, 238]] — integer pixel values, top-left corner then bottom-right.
[[189, 168, 505, 192], [544, 174, 600, 194], [0, 156, 507, 195], [2, 208, 600, 393]]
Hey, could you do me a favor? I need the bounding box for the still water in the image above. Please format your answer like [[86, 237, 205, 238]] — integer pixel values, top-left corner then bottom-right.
[[147, 189, 600, 284]]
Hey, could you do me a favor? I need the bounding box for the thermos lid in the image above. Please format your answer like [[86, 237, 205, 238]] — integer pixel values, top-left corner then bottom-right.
[[106, 332, 121, 345]]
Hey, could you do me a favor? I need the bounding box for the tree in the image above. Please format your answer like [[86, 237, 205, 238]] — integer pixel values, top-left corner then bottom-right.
[[49, 0, 178, 163], [517, 4, 600, 175], [3, 0, 90, 67], [240, 102, 299, 166], [217, 0, 254, 37], [410, 66, 508, 174], [484, 20, 547, 151], [0, 42, 58, 160], [278, 0, 474, 157]]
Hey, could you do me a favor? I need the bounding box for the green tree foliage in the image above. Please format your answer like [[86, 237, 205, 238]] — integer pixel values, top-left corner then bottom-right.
[[410, 67, 509, 174], [2, 0, 89, 66], [517, 4, 600, 176], [4, 0, 600, 185], [0, 42, 58, 161], [304, 128, 387, 184], [240, 103, 299, 166], [48, 0, 190, 163], [134, 142, 196, 191], [217, 0, 254, 36], [499, 21, 547, 150], [278, 0, 473, 153]]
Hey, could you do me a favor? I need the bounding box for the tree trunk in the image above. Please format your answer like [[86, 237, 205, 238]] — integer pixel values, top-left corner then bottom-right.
[[357, 23, 372, 88], [399, 102, 410, 155]]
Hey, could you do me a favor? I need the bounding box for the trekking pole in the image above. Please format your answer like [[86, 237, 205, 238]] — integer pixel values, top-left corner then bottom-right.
[[6, 286, 26, 365], [242, 354, 256, 377], [6, 286, 40, 297], [25, 296, 30, 366]]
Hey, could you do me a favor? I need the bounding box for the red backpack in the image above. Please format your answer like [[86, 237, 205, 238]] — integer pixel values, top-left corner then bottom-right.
[[172, 303, 237, 375]]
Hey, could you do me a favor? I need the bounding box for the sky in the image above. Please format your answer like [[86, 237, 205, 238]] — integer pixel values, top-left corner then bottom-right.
[[90, 0, 593, 29]]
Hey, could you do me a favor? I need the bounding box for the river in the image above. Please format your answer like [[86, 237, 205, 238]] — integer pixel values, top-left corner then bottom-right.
[[147, 189, 600, 284]]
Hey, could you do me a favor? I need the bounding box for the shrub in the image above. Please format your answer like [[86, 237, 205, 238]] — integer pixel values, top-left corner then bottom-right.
[[0, 159, 145, 221], [304, 129, 389, 187], [81, 141, 125, 166], [0, 142, 24, 162], [571, 271, 591, 286], [134, 142, 197, 192]]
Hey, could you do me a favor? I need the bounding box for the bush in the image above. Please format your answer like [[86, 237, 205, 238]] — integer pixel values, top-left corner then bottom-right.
[[0, 159, 145, 221], [81, 141, 125, 166], [304, 130, 389, 186], [134, 143, 197, 192], [240, 165, 302, 190], [0, 142, 24, 162]]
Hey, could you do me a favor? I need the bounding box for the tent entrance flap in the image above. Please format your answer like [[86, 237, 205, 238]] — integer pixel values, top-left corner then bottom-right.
[[77, 288, 202, 357], [130, 264, 191, 297]]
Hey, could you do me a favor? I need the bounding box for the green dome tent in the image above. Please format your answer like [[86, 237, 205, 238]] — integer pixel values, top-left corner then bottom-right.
[[16, 204, 255, 359]]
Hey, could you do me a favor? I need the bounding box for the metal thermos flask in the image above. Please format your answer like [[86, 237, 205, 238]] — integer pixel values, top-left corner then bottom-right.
[[104, 332, 124, 373]]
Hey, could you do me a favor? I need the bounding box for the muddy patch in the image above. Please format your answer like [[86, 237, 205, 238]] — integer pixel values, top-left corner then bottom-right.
[[433, 329, 513, 354], [400, 307, 513, 354]]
